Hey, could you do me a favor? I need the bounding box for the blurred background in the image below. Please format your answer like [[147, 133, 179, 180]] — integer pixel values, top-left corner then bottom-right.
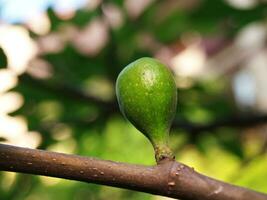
[[0, 0, 267, 199]]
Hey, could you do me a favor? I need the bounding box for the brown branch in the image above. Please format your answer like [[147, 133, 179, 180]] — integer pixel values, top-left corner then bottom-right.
[[0, 144, 266, 200]]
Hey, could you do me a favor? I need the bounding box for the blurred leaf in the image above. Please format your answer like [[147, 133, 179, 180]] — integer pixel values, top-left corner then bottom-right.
[[234, 155, 267, 193], [0, 47, 7, 68], [0, 137, 7, 142]]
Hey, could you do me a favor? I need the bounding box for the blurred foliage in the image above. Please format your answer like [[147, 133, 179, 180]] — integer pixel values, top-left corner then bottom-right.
[[0, 47, 7, 67], [1, 0, 267, 199]]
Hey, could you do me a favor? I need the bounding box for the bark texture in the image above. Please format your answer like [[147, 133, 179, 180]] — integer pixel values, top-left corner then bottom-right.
[[0, 144, 267, 200]]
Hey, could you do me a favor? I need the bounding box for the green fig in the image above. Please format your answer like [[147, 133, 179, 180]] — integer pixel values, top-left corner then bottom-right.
[[116, 57, 177, 163]]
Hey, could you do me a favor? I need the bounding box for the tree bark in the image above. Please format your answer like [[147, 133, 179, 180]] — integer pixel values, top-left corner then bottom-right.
[[0, 143, 266, 200]]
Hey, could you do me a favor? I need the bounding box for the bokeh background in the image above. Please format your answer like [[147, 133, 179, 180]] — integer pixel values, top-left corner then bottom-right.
[[0, 0, 267, 199]]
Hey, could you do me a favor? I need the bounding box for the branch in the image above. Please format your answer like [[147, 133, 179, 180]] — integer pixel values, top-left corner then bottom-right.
[[18, 74, 117, 110], [0, 144, 266, 200], [18, 74, 267, 133], [173, 114, 267, 133]]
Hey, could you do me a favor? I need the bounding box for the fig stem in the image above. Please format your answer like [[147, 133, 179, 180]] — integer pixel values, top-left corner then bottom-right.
[[154, 142, 174, 164]]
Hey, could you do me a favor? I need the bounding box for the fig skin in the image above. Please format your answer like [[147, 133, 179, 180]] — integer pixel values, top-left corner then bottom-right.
[[116, 57, 177, 163]]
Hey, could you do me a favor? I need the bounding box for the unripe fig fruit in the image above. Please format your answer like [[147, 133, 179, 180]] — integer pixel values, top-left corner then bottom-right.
[[116, 57, 177, 163]]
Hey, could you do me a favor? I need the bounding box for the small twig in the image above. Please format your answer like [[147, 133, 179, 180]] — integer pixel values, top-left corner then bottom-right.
[[18, 74, 267, 134], [18, 74, 117, 109], [173, 115, 267, 133], [0, 144, 266, 200]]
